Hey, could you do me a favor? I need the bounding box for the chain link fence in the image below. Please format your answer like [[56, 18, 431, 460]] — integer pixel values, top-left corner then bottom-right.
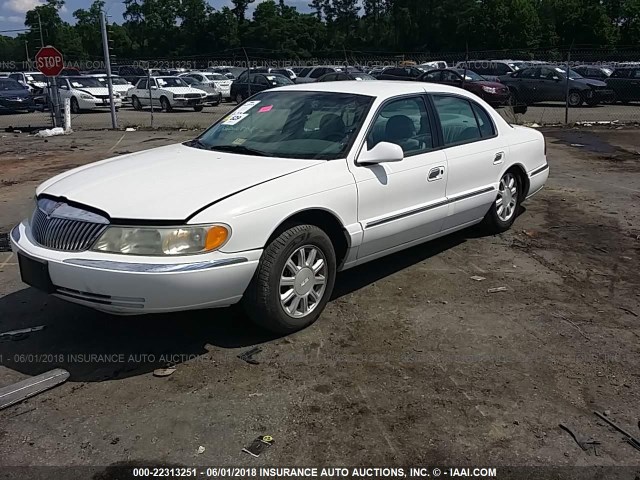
[[2, 49, 640, 132]]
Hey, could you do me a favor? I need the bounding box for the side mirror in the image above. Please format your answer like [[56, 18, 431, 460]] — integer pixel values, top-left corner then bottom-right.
[[357, 141, 404, 165]]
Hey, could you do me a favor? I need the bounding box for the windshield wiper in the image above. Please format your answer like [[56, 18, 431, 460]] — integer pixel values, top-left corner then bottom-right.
[[209, 145, 267, 156], [183, 139, 208, 150]]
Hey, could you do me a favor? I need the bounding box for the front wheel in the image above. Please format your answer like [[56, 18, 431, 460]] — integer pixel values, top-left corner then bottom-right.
[[70, 97, 80, 114], [193, 105, 204, 112], [132, 96, 142, 111], [235, 92, 244, 104], [242, 224, 336, 334], [482, 171, 521, 234], [160, 96, 172, 112], [568, 90, 584, 107]]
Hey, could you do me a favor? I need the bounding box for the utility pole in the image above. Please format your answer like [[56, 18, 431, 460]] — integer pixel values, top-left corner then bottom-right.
[[38, 12, 62, 128], [24, 41, 29, 69], [100, 10, 118, 129]]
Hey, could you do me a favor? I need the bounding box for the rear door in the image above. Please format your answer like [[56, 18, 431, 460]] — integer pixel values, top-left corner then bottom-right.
[[431, 94, 506, 230]]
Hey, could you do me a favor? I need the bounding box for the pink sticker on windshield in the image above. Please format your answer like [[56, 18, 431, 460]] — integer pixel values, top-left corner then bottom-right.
[[259, 105, 273, 113]]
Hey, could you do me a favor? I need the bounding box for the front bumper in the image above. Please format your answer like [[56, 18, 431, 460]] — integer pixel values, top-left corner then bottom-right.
[[173, 98, 205, 107], [0, 98, 36, 112], [10, 220, 260, 314], [591, 88, 616, 102]]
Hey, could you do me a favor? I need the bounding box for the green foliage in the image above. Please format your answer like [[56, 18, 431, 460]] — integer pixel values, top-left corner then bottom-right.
[[8, 0, 640, 61]]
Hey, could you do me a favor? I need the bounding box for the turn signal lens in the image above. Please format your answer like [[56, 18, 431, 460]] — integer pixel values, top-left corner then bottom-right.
[[205, 225, 229, 251]]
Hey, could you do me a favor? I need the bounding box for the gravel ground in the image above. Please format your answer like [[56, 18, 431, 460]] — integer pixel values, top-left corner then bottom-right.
[[0, 127, 639, 477]]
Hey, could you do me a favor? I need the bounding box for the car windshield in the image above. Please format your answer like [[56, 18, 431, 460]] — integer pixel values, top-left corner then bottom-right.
[[455, 69, 485, 81], [26, 73, 46, 82], [96, 77, 129, 85], [554, 67, 583, 79], [0, 78, 25, 91], [193, 91, 374, 160], [206, 74, 227, 81], [265, 74, 294, 86], [68, 77, 104, 88], [157, 77, 187, 87]]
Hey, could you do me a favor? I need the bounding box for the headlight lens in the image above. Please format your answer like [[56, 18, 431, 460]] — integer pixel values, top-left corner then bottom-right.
[[92, 224, 230, 256], [482, 86, 497, 94], [80, 93, 95, 100], [174, 95, 184, 99]]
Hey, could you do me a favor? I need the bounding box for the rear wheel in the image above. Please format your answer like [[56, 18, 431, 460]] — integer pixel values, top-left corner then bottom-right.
[[242, 224, 336, 334], [482, 171, 521, 234]]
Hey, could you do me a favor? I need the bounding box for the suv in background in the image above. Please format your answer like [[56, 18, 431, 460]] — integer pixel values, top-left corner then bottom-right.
[[295, 66, 345, 83], [374, 66, 423, 81], [605, 67, 640, 104], [573, 65, 613, 81]]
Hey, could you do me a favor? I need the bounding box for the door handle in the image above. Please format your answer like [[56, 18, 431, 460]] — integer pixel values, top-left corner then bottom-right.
[[493, 152, 504, 164], [428, 166, 445, 182]]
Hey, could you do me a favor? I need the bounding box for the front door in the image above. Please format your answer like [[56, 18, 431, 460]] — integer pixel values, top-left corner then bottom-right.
[[350, 95, 448, 260]]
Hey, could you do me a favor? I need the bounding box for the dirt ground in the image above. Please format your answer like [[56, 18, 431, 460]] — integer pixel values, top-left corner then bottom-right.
[[0, 127, 639, 477]]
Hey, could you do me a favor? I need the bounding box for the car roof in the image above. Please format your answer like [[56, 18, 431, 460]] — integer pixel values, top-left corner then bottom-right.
[[274, 80, 469, 97]]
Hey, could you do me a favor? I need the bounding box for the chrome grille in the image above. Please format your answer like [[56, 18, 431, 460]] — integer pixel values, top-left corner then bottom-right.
[[184, 93, 201, 99], [31, 200, 109, 252]]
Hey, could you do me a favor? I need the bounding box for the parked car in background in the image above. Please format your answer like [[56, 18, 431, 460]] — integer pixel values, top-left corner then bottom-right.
[[500, 65, 614, 107], [295, 66, 345, 83], [11, 81, 548, 333], [374, 66, 423, 81], [251, 67, 297, 82], [418, 61, 448, 70], [573, 65, 613, 81], [455, 60, 518, 81], [418, 68, 513, 108], [317, 72, 376, 82], [180, 76, 222, 106], [0, 77, 35, 112], [605, 67, 640, 104], [8, 71, 48, 92], [54, 76, 122, 113], [127, 76, 207, 112], [208, 66, 246, 80], [59, 67, 82, 77], [87, 74, 134, 99], [111, 65, 147, 84], [230, 72, 293, 103], [178, 72, 232, 101]]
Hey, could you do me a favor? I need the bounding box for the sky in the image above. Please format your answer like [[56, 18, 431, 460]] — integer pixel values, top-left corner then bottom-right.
[[0, 0, 314, 36]]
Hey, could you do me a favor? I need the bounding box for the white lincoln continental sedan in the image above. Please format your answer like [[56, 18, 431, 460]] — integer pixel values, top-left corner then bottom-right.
[[12, 82, 548, 333]]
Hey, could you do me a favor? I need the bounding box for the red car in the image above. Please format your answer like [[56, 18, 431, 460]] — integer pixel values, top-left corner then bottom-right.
[[418, 68, 513, 108]]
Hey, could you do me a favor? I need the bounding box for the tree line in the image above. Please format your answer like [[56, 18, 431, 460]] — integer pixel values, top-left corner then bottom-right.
[[1, 0, 640, 63]]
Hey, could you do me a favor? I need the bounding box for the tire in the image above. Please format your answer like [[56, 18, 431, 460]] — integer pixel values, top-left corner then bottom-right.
[[585, 97, 599, 107], [132, 96, 142, 111], [568, 90, 583, 107], [193, 105, 204, 112], [235, 92, 244, 104], [242, 224, 337, 334], [70, 97, 80, 114], [160, 96, 172, 112], [482, 170, 522, 234]]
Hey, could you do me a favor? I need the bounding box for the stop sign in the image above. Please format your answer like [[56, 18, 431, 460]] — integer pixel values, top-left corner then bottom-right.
[[35, 46, 64, 77]]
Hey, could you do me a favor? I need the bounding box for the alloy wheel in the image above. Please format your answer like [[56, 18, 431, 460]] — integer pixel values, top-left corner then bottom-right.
[[496, 173, 518, 222], [279, 245, 327, 318]]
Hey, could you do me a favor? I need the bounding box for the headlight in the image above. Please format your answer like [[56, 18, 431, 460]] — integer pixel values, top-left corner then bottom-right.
[[92, 224, 230, 256], [482, 86, 497, 94], [174, 95, 184, 99], [80, 93, 95, 100], [114, 93, 121, 98]]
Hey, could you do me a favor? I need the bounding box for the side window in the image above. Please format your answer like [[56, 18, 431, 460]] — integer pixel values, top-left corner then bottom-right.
[[138, 79, 147, 89], [367, 96, 433, 155], [441, 71, 461, 82], [237, 71, 248, 82], [432, 95, 482, 146], [471, 103, 495, 138], [309, 68, 326, 79], [299, 68, 312, 77], [423, 71, 441, 81], [254, 75, 269, 85], [520, 68, 537, 79], [539, 67, 556, 79], [149, 79, 157, 88], [9, 73, 20, 81], [323, 73, 336, 82], [496, 63, 511, 75]]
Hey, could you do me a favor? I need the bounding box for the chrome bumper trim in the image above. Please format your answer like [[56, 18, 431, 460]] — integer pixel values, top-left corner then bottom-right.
[[11, 225, 20, 243], [62, 257, 248, 273]]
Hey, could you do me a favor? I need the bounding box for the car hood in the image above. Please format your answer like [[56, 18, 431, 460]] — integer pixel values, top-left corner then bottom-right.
[[37, 143, 324, 221], [575, 78, 607, 87], [162, 87, 205, 94], [72, 87, 111, 96]]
